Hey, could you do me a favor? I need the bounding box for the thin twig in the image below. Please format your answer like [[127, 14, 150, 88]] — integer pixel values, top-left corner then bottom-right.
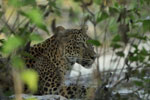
[[0, 18, 16, 34]]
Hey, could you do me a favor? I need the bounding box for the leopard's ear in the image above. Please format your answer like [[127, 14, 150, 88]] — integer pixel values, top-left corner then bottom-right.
[[81, 25, 88, 33], [56, 26, 65, 32], [54, 26, 66, 36], [51, 19, 66, 35]]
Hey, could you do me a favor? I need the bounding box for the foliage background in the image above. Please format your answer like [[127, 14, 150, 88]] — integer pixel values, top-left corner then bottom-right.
[[0, 0, 150, 100]]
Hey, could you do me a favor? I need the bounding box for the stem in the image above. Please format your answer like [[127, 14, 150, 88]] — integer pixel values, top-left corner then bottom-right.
[[12, 69, 23, 100]]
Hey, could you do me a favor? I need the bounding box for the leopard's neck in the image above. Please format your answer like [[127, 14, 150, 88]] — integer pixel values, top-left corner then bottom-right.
[[42, 36, 71, 72]]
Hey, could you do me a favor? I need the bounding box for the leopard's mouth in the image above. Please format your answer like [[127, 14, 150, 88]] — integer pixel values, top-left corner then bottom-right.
[[77, 59, 94, 68], [66, 56, 95, 68]]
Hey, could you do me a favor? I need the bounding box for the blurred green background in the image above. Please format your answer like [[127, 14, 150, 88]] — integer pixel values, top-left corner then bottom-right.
[[0, 0, 150, 99]]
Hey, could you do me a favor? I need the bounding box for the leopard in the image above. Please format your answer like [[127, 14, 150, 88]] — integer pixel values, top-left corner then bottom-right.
[[24, 25, 97, 99]]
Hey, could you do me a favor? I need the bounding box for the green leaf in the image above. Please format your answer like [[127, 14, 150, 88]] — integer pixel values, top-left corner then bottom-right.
[[30, 34, 43, 42], [138, 36, 147, 41], [48, 1, 61, 16], [11, 56, 25, 69], [94, 0, 102, 5], [144, 79, 150, 83], [140, 47, 148, 56], [96, 12, 109, 23], [25, 98, 37, 100], [0, 46, 2, 52], [128, 33, 138, 38], [134, 80, 143, 86], [112, 34, 121, 42], [48, 1, 57, 8], [0, 39, 5, 44], [87, 39, 101, 47], [110, 43, 122, 49], [21, 69, 38, 92], [128, 33, 147, 40], [22, 0, 36, 6], [109, 7, 119, 14], [0, 11, 3, 18], [138, 55, 145, 62], [2, 36, 23, 54], [116, 51, 124, 57], [8, 0, 22, 7], [8, 0, 36, 7], [132, 44, 138, 49], [128, 56, 138, 62], [114, 2, 119, 8], [143, 19, 150, 32], [20, 9, 49, 34], [1, 26, 10, 34], [54, 9, 61, 16], [109, 18, 118, 33]]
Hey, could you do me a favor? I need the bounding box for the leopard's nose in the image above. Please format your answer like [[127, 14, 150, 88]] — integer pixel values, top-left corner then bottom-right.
[[91, 54, 97, 60], [91, 56, 95, 60]]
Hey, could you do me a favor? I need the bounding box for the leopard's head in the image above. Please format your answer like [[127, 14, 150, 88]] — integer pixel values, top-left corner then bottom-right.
[[55, 25, 97, 68]]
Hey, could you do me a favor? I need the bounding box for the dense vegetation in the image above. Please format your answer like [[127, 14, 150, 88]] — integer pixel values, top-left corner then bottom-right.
[[0, 0, 150, 100]]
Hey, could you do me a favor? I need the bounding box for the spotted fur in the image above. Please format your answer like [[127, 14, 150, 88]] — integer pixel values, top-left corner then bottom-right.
[[24, 26, 96, 98]]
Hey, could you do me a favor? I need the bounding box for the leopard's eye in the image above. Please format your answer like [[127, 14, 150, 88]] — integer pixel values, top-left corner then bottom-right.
[[82, 43, 88, 48], [84, 43, 88, 48], [78, 42, 87, 48]]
